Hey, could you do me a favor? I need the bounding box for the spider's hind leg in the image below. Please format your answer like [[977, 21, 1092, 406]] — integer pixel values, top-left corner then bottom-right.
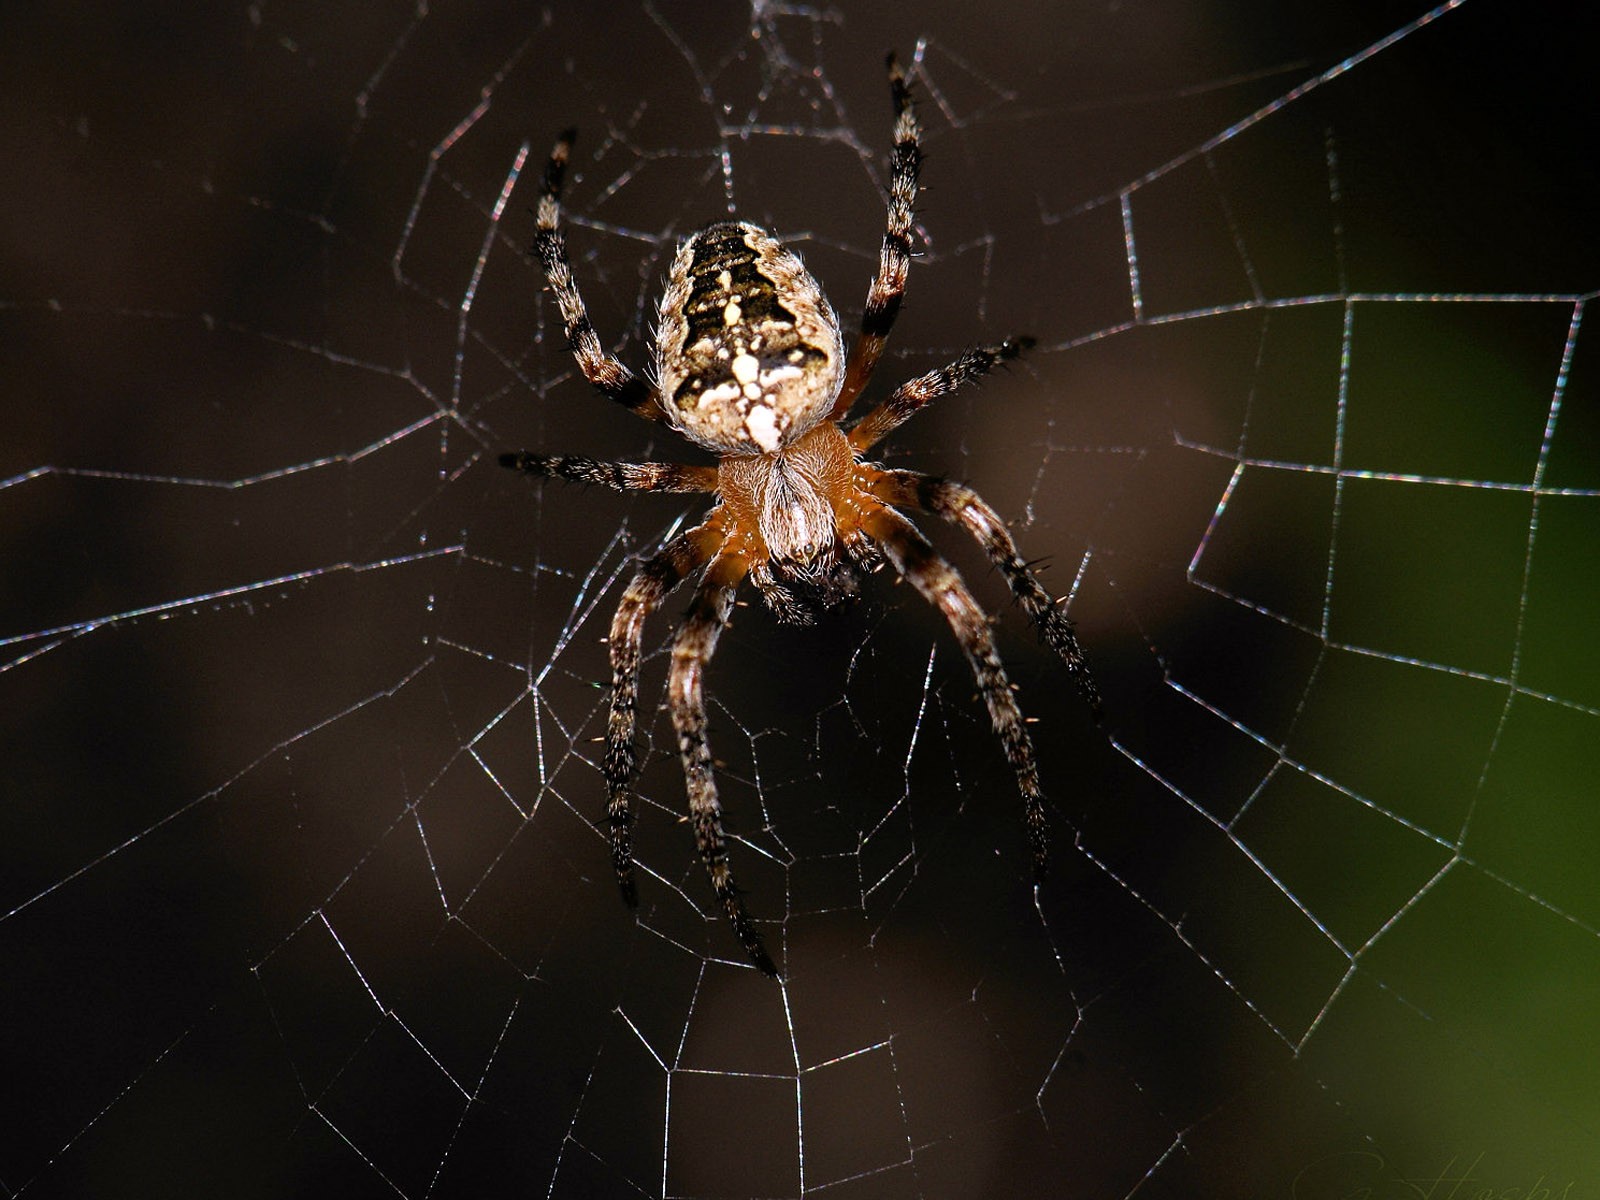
[[603, 521, 725, 904], [860, 504, 1052, 880], [669, 557, 777, 974], [864, 467, 1102, 720]]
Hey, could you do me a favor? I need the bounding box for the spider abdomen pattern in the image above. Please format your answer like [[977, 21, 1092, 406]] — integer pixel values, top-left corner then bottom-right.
[[656, 221, 845, 455], [501, 54, 1100, 975]]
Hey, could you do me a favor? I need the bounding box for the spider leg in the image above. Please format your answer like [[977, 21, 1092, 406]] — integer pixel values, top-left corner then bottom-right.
[[828, 52, 922, 420], [865, 468, 1102, 719], [605, 519, 727, 904], [668, 554, 777, 974], [533, 130, 664, 421], [848, 337, 1034, 453], [499, 452, 717, 493], [860, 503, 1052, 880]]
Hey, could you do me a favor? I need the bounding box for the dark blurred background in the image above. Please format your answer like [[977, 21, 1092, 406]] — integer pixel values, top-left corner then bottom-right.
[[2, 1, 1596, 1197]]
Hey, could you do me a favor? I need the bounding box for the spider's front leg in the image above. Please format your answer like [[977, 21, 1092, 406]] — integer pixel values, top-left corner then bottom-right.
[[829, 52, 923, 419], [603, 521, 724, 904], [668, 556, 776, 974], [531, 130, 664, 421]]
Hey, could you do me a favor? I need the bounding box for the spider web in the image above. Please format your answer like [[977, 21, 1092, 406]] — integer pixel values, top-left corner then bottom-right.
[[4, 1, 1597, 1196]]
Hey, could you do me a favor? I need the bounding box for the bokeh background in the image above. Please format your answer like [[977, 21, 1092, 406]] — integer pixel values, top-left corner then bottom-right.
[[3, 1, 1596, 1196]]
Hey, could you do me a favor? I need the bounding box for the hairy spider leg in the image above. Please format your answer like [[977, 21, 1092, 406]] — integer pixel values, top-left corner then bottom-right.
[[860, 504, 1052, 880], [848, 337, 1035, 452], [604, 520, 727, 903], [668, 555, 778, 974], [866, 468, 1102, 719], [533, 130, 664, 421], [498, 452, 717, 494], [830, 52, 923, 420]]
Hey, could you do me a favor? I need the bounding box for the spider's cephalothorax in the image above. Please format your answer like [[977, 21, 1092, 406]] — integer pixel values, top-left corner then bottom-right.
[[502, 54, 1101, 976], [721, 422, 866, 625]]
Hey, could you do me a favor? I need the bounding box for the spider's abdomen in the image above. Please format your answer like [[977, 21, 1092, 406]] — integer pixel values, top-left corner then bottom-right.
[[655, 221, 844, 455]]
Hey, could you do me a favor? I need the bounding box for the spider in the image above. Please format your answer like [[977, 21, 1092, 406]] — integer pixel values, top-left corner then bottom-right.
[[502, 54, 1100, 974]]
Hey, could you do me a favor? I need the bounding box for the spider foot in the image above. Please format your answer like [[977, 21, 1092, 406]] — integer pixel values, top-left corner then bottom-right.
[[1027, 808, 1051, 883], [607, 796, 639, 908], [711, 866, 778, 975], [615, 866, 638, 909], [737, 924, 778, 977], [1037, 605, 1104, 723], [959, 335, 1035, 380], [1076, 674, 1105, 724], [996, 334, 1036, 360]]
